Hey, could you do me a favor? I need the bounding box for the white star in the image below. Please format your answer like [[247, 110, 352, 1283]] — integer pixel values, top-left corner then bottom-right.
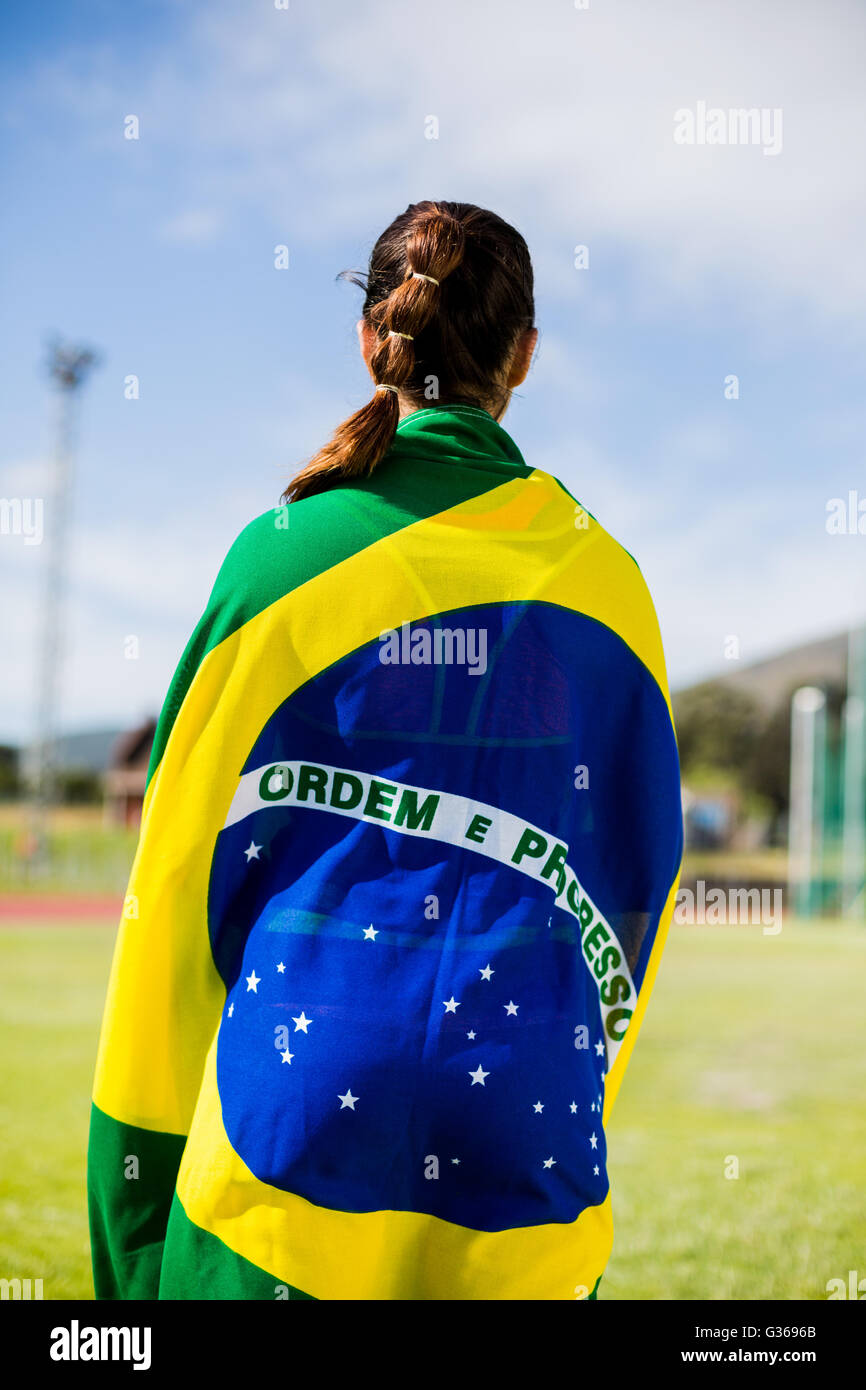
[[468, 1064, 489, 1086], [479, 964, 494, 981], [338, 1090, 358, 1110], [227, 1003, 234, 1018], [600, 1072, 606, 1084], [363, 924, 378, 940], [466, 1030, 476, 1040], [245, 841, 262, 862], [591, 1102, 596, 1112], [543, 1156, 556, 1169], [292, 1012, 312, 1033], [569, 1101, 578, 1114], [590, 1132, 598, 1150], [280, 1048, 294, 1064], [504, 1000, 519, 1016], [246, 971, 260, 993], [594, 1040, 605, 1057], [451, 1158, 461, 1165], [533, 1101, 544, 1114], [443, 996, 461, 1013], [276, 962, 285, 974], [593, 1165, 600, 1176]]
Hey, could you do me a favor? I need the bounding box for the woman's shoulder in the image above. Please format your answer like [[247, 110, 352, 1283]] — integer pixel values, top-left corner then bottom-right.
[[205, 485, 380, 628], [534, 468, 648, 585]]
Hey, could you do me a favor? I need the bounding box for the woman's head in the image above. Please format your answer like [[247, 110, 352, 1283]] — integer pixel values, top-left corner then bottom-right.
[[285, 200, 537, 502]]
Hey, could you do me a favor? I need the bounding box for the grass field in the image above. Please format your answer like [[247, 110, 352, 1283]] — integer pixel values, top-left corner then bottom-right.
[[0, 805, 137, 896], [0, 918, 863, 1300]]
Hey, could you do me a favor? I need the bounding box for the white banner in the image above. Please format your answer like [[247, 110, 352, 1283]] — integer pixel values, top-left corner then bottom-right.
[[225, 759, 637, 1068]]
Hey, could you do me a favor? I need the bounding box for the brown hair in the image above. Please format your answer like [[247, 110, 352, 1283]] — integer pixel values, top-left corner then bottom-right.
[[283, 200, 535, 502]]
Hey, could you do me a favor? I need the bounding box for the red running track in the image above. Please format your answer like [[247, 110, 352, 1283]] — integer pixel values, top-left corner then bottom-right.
[[0, 894, 122, 921]]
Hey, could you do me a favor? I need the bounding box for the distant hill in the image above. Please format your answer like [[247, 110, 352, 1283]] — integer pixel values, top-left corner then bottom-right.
[[674, 630, 849, 711], [17, 726, 128, 779]]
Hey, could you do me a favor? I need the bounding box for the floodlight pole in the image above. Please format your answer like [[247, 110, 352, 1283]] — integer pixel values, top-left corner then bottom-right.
[[30, 341, 99, 868]]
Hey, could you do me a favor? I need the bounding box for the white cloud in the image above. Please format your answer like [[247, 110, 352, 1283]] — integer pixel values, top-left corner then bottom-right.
[[20, 0, 866, 322], [638, 493, 866, 689], [169, 0, 866, 324], [0, 457, 54, 497], [0, 474, 263, 741], [158, 208, 224, 245]]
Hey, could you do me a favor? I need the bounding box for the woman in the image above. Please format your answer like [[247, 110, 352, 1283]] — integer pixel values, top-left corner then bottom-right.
[[88, 200, 683, 1301]]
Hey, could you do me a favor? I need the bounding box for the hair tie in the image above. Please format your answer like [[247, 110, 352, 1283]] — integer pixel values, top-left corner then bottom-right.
[[375, 384, 399, 394], [411, 271, 440, 286], [388, 330, 414, 341]]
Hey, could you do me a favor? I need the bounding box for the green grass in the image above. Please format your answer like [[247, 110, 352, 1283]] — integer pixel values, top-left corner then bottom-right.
[[0, 919, 863, 1300], [0, 923, 115, 1299], [681, 847, 788, 882], [0, 814, 137, 895], [604, 922, 866, 1300]]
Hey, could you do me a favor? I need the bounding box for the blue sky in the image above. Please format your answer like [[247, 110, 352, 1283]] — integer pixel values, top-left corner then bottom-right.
[[1, 0, 865, 744]]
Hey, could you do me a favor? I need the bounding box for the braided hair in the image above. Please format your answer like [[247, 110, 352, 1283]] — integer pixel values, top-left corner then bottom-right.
[[284, 200, 535, 502]]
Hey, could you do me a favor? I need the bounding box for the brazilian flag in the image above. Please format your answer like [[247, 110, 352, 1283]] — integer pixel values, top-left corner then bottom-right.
[[88, 403, 683, 1301]]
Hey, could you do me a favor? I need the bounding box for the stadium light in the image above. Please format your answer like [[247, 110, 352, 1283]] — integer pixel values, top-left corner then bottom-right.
[[29, 339, 100, 870]]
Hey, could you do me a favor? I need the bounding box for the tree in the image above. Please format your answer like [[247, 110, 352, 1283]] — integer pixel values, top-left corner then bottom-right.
[[672, 682, 763, 775]]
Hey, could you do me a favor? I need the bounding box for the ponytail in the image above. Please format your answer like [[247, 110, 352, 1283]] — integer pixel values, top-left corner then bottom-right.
[[284, 201, 533, 503]]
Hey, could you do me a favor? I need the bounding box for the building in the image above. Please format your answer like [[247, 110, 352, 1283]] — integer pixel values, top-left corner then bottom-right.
[[103, 718, 157, 827]]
